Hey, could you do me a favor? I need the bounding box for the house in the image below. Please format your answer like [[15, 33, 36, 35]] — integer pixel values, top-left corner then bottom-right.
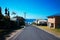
[[48, 13, 60, 29], [34, 19, 47, 26]]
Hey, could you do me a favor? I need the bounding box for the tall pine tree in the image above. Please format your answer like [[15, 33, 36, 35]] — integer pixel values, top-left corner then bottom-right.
[[5, 8, 8, 16]]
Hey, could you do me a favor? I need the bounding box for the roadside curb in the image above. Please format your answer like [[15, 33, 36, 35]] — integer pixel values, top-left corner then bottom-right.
[[6, 28, 24, 40], [33, 25, 60, 38], [39, 27, 60, 38]]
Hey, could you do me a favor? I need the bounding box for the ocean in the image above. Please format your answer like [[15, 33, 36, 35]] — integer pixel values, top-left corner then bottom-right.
[[25, 19, 36, 24]]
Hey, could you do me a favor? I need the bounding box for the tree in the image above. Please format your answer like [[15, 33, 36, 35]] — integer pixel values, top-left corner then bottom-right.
[[0, 7, 2, 14], [12, 12, 16, 17], [5, 8, 8, 16], [7, 9, 10, 16], [0, 7, 4, 20], [13, 16, 25, 26]]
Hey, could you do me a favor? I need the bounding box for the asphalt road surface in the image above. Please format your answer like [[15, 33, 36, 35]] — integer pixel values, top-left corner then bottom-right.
[[9, 25, 60, 40]]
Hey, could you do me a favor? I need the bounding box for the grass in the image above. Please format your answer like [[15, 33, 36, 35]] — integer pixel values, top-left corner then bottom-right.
[[0, 27, 23, 40], [0, 29, 16, 40], [37, 26, 60, 36], [0, 29, 4, 33]]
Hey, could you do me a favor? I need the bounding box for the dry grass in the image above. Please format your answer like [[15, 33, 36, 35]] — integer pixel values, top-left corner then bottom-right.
[[37, 26, 60, 36]]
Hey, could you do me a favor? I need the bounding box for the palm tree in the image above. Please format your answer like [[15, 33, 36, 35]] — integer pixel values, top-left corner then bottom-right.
[[12, 12, 16, 16]]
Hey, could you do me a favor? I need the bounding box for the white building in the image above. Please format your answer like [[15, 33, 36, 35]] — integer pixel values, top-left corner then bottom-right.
[[34, 19, 47, 25]]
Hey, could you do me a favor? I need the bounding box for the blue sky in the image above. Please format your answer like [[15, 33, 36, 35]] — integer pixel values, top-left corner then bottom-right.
[[0, 0, 60, 19]]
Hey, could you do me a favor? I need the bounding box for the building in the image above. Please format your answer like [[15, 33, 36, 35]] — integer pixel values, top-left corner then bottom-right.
[[48, 13, 60, 29], [34, 19, 47, 26]]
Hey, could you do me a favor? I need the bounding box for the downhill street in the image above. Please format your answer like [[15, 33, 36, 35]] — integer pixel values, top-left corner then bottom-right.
[[9, 25, 60, 40]]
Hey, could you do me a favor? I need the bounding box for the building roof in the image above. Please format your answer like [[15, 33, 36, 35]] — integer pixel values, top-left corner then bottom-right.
[[38, 19, 47, 22], [48, 13, 60, 18]]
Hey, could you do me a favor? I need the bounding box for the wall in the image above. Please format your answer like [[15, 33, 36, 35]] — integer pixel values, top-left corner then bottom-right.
[[48, 18, 55, 23], [48, 17, 55, 28], [55, 17, 60, 28]]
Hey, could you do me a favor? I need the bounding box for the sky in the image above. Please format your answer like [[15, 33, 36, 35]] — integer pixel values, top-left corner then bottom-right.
[[0, 0, 60, 19]]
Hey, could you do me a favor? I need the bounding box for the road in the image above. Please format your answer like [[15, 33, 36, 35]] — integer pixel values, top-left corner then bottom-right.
[[9, 25, 60, 40]]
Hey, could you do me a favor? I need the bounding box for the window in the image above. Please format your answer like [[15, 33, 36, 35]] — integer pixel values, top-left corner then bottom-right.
[[51, 23, 54, 27]]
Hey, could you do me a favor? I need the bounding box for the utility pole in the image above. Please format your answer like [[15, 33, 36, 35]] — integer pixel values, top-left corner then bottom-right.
[[24, 12, 26, 26], [24, 12, 26, 19]]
